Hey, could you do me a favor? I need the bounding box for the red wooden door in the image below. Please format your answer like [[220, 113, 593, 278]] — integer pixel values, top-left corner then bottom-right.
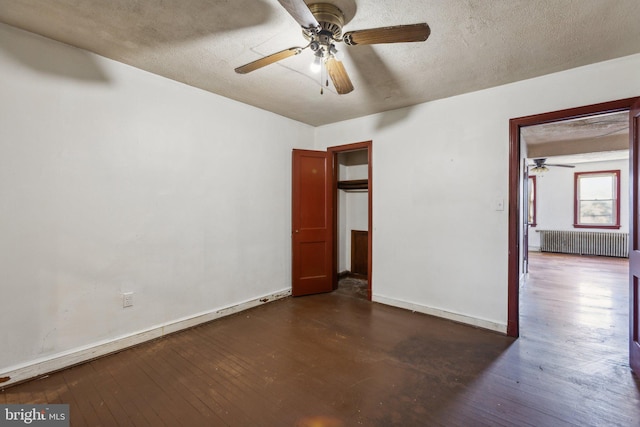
[[292, 149, 334, 296], [630, 99, 640, 374]]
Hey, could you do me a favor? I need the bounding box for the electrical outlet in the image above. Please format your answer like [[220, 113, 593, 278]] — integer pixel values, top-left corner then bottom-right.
[[123, 292, 134, 308]]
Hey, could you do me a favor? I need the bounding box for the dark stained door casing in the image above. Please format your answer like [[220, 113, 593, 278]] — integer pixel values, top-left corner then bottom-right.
[[292, 149, 334, 296], [630, 99, 640, 374]]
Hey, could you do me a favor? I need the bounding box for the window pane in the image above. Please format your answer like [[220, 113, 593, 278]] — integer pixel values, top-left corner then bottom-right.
[[580, 176, 613, 200], [579, 200, 613, 224], [574, 170, 619, 228]]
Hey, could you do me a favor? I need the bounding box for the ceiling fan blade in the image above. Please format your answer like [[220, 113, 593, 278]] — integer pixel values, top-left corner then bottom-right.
[[546, 164, 576, 168], [277, 0, 319, 30], [343, 23, 430, 46], [235, 47, 303, 74], [325, 58, 354, 95]]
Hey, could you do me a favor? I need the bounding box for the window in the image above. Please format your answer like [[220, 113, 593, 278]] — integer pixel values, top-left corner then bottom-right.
[[528, 175, 537, 227], [574, 170, 620, 229]]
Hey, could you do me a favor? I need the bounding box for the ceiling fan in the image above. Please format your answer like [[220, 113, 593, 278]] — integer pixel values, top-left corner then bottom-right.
[[529, 158, 575, 173], [234, 0, 430, 94]]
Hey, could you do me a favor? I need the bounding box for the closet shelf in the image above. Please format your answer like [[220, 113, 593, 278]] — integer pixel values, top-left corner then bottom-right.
[[337, 179, 368, 191]]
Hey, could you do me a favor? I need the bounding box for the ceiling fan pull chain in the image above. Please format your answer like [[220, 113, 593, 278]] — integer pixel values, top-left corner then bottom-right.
[[320, 59, 324, 95]]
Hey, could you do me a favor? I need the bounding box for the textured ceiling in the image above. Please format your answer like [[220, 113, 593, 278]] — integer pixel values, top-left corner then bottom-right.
[[1, 0, 640, 126], [523, 112, 629, 145], [523, 111, 630, 162]]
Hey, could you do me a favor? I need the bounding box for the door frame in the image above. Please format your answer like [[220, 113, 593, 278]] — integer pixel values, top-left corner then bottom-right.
[[629, 99, 640, 373], [328, 141, 373, 300], [508, 97, 639, 337]]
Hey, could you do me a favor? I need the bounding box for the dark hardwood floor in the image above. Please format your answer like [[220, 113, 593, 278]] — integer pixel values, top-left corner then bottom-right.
[[2, 252, 639, 426]]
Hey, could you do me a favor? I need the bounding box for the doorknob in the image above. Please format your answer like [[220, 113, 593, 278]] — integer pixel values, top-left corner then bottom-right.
[[294, 230, 299, 233]]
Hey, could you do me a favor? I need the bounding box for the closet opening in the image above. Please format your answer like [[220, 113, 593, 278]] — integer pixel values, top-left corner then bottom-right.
[[329, 142, 372, 300]]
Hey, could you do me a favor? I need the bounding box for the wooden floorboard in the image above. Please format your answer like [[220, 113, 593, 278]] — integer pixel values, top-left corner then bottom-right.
[[2, 252, 640, 426]]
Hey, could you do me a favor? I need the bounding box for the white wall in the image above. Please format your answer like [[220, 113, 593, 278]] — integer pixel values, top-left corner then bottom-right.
[[314, 53, 640, 332], [2, 20, 640, 382], [0, 24, 314, 379], [528, 159, 629, 250], [338, 191, 368, 272], [337, 162, 368, 272]]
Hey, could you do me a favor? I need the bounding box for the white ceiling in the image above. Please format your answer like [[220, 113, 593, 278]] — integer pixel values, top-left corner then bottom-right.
[[1, 0, 640, 126]]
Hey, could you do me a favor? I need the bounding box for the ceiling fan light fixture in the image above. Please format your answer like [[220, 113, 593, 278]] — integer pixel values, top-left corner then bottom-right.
[[530, 165, 548, 173], [310, 50, 323, 73], [329, 44, 344, 61]]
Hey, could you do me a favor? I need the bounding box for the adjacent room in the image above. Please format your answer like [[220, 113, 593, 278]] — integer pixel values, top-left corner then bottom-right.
[[1, 0, 640, 425], [518, 114, 633, 426]]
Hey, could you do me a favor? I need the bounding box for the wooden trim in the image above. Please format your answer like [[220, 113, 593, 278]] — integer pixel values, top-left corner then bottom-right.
[[508, 118, 521, 337], [337, 179, 368, 190], [328, 141, 372, 152], [511, 97, 639, 127], [573, 169, 621, 229], [0, 288, 291, 388], [629, 98, 640, 374], [373, 295, 507, 333], [573, 225, 622, 229], [327, 141, 373, 300], [508, 97, 639, 338]]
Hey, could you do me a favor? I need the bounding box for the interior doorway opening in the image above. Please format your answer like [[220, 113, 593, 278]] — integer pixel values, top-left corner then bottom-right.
[[328, 141, 372, 300], [519, 111, 630, 361], [508, 98, 638, 338], [335, 149, 369, 300]]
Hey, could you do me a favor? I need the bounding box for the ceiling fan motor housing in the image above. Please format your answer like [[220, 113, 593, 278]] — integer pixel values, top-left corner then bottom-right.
[[303, 3, 345, 41]]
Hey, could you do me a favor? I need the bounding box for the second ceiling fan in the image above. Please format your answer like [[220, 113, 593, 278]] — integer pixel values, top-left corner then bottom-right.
[[235, 0, 431, 94], [529, 158, 575, 173]]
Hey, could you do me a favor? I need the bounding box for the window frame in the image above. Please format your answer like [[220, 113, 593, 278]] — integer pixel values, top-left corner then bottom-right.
[[573, 169, 621, 229]]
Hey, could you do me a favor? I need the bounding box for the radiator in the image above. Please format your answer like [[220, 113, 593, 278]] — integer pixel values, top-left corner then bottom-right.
[[538, 230, 629, 258]]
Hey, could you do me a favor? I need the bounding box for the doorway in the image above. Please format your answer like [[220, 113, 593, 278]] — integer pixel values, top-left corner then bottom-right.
[[291, 141, 372, 299], [334, 149, 370, 300], [328, 141, 372, 300], [508, 97, 638, 338], [518, 111, 630, 371]]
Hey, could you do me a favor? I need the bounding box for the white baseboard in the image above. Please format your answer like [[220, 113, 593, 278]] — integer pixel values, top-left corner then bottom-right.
[[372, 295, 507, 334], [0, 288, 291, 389]]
